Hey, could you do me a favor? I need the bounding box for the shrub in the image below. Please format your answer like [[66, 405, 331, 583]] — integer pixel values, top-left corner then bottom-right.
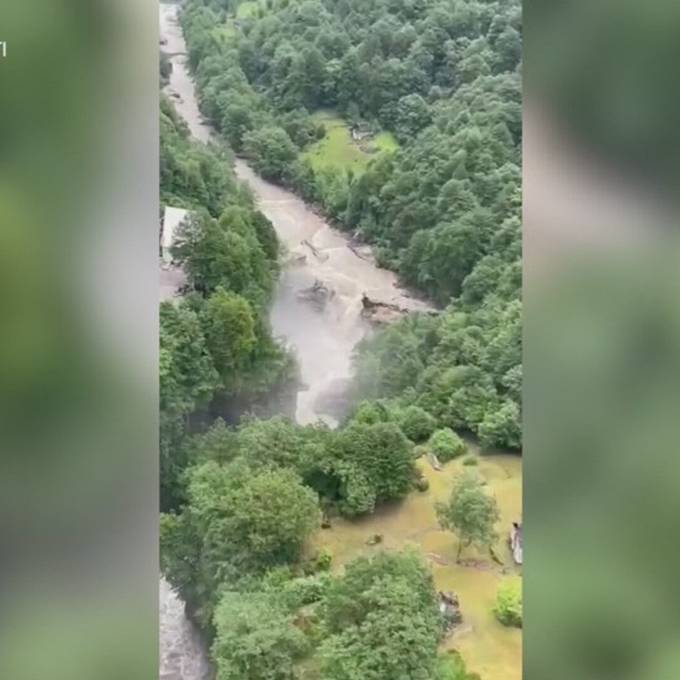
[[398, 405, 438, 442], [307, 547, 332, 573], [435, 651, 480, 679], [350, 400, 392, 425], [462, 455, 478, 466], [493, 579, 522, 627], [279, 573, 332, 610], [415, 476, 430, 492], [429, 428, 467, 462], [412, 467, 430, 492]]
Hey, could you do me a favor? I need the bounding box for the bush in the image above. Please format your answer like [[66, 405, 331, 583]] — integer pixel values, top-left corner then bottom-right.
[[429, 428, 467, 462], [350, 400, 392, 425], [415, 476, 430, 492], [279, 573, 332, 610], [493, 579, 522, 627], [398, 405, 437, 443], [412, 467, 430, 492], [305, 547, 332, 574], [462, 455, 478, 466], [435, 651, 480, 680]]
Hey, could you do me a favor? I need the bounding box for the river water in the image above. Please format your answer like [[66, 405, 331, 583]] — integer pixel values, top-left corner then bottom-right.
[[159, 2, 429, 677]]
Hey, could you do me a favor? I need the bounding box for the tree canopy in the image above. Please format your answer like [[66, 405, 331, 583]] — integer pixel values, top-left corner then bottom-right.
[[318, 551, 443, 680], [436, 470, 500, 562]]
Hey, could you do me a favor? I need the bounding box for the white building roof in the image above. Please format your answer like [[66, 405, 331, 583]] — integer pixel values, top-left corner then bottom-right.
[[161, 206, 189, 252]]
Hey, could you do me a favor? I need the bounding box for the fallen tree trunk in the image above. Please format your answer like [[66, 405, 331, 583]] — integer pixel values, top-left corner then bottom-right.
[[297, 279, 334, 311], [301, 239, 328, 262]]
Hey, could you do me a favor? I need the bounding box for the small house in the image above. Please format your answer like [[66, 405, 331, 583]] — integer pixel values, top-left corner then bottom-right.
[[160, 206, 189, 265]]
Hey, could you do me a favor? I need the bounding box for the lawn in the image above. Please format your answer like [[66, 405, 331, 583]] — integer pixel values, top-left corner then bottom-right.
[[303, 110, 399, 174], [372, 130, 399, 153]]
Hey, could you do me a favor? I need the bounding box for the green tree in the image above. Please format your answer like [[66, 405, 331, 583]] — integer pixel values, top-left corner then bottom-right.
[[478, 399, 521, 450], [220, 100, 255, 152], [201, 288, 257, 384], [397, 405, 437, 443], [160, 300, 219, 416], [243, 126, 299, 182], [160, 300, 220, 510], [173, 213, 257, 296], [319, 551, 441, 680], [220, 466, 321, 569], [493, 578, 522, 628], [162, 461, 321, 628], [212, 591, 309, 680], [429, 428, 467, 462], [332, 422, 415, 514], [349, 400, 392, 426], [436, 471, 500, 562], [394, 93, 432, 140]]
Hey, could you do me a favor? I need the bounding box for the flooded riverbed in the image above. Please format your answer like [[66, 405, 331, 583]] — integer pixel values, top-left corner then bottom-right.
[[232, 159, 431, 423]]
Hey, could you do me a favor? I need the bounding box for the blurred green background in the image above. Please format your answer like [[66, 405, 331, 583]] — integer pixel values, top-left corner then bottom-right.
[[0, 1, 158, 678], [525, 1, 680, 679]]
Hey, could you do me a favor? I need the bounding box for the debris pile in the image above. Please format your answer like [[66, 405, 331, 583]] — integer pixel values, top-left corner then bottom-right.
[[438, 591, 463, 631], [296, 279, 334, 311]]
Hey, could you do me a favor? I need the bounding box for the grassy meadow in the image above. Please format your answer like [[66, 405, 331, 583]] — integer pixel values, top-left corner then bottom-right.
[[303, 110, 398, 174]]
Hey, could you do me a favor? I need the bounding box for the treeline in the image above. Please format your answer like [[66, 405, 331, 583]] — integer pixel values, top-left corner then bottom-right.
[[177, 0, 522, 449], [160, 95, 295, 510]]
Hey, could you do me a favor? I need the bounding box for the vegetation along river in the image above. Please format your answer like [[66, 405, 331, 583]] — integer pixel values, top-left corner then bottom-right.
[[159, 3, 521, 680]]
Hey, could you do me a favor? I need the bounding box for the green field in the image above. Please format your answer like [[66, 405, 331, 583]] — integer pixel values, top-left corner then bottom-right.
[[373, 130, 399, 152], [303, 110, 399, 174]]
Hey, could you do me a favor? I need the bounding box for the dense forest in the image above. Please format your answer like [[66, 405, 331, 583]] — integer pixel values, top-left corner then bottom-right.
[[180, 0, 521, 299], [161, 1, 522, 678], [175, 0, 522, 450]]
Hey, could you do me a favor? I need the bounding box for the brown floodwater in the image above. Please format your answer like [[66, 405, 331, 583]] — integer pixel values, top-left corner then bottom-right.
[[311, 451, 523, 680]]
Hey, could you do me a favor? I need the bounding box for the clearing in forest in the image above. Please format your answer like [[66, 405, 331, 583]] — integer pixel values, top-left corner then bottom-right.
[[303, 110, 398, 174]]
